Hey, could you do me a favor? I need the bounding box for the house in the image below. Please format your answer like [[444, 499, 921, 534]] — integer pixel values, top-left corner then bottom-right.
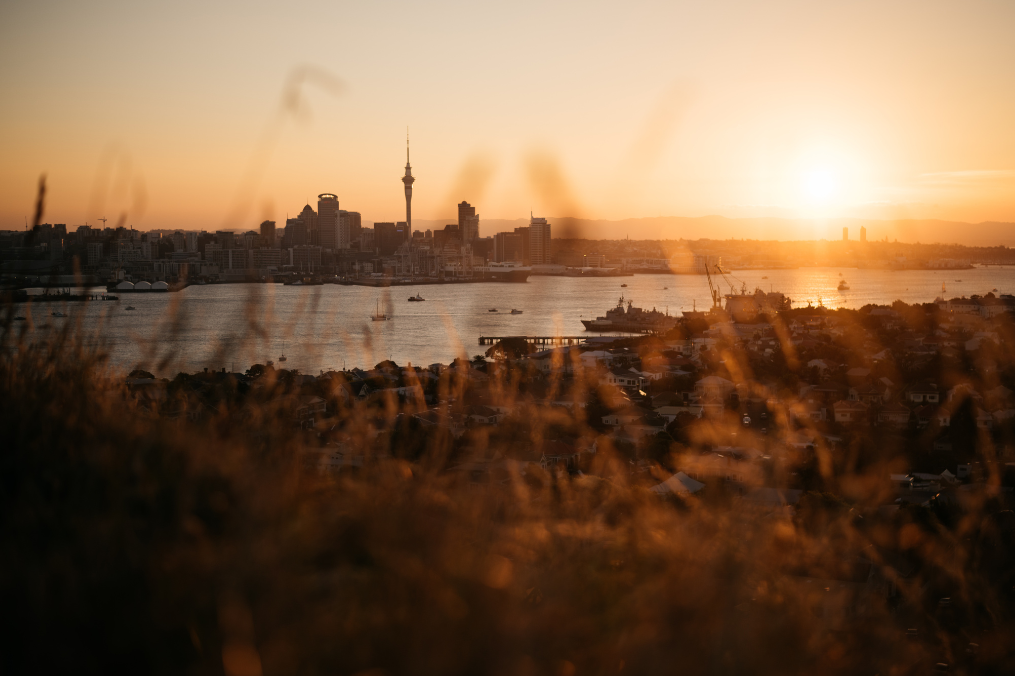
[[603, 367, 643, 390], [602, 406, 651, 426], [650, 472, 705, 496], [905, 383, 939, 404], [833, 399, 869, 424], [695, 376, 736, 401], [878, 402, 911, 426]]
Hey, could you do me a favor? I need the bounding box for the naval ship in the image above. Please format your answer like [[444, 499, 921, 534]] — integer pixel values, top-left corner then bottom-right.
[[581, 296, 678, 333]]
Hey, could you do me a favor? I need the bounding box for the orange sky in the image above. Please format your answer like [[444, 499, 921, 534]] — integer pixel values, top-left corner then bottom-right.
[[1, 1, 1013, 237]]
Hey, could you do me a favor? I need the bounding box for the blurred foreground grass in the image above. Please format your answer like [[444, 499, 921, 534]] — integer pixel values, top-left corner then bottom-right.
[[2, 302, 1015, 676]]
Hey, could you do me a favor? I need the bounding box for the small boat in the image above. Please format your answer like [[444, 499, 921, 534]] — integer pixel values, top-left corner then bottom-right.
[[488, 308, 498, 312], [955, 279, 962, 282], [51, 311, 67, 317], [13, 316, 26, 321], [992, 288, 998, 292], [837, 280, 849, 291], [762, 276, 768, 279], [662, 286, 668, 290], [407, 293, 425, 302], [372, 299, 388, 321], [266, 360, 274, 367], [510, 309, 523, 315], [125, 306, 136, 311], [278, 341, 287, 363], [620, 283, 628, 288]]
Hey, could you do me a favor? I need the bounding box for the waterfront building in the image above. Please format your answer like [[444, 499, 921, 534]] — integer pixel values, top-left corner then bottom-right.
[[493, 232, 524, 263], [529, 216, 551, 265], [291, 244, 322, 272], [250, 247, 282, 271]]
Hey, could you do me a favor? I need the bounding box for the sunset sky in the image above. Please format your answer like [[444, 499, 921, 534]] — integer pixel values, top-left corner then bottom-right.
[[1, 0, 1013, 236]]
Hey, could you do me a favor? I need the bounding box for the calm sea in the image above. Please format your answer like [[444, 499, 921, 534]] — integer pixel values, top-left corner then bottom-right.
[[11, 266, 1015, 375]]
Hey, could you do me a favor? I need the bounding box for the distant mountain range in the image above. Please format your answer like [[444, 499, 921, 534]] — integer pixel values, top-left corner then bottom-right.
[[406, 216, 1015, 246]]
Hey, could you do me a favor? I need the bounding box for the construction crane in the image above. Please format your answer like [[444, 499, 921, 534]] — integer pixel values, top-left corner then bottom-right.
[[97, 217, 107, 228], [704, 263, 723, 310]]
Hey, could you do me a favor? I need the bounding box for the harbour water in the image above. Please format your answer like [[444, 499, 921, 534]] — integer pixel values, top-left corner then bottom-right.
[[10, 266, 1014, 375]]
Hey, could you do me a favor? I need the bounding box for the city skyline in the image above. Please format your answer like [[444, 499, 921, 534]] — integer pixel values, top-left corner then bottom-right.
[[2, 2, 1014, 236]]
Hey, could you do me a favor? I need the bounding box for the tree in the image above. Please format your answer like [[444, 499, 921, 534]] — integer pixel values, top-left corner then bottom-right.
[[485, 337, 534, 360], [128, 369, 155, 380]]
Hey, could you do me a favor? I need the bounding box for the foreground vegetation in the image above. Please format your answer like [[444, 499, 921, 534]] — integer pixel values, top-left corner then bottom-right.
[[3, 302, 1015, 676]]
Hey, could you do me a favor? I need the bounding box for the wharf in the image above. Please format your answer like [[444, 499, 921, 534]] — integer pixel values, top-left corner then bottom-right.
[[479, 335, 587, 347]]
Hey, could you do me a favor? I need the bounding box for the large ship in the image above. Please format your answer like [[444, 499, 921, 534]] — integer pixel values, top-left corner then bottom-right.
[[474, 262, 531, 283], [581, 296, 678, 333]]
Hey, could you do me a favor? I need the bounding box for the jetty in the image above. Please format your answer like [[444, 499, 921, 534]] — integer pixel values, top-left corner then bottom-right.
[[478, 335, 588, 347]]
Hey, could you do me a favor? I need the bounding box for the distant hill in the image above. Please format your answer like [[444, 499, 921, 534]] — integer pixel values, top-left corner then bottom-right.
[[405, 216, 1015, 246]]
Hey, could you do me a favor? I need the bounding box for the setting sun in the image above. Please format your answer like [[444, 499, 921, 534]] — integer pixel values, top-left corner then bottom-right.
[[800, 167, 840, 205]]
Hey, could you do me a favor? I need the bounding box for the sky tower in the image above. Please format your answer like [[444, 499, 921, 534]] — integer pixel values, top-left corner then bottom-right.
[[402, 131, 415, 230]]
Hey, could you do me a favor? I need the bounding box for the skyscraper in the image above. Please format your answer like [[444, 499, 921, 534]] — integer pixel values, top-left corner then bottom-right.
[[260, 220, 276, 247], [529, 216, 551, 265], [860, 226, 867, 243], [298, 204, 317, 245], [318, 193, 339, 251], [402, 133, 415, 229], [458, 201, 479, 242]]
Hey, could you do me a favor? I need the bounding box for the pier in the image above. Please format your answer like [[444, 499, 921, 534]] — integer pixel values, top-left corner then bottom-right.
[[479, 335, 588, 347]]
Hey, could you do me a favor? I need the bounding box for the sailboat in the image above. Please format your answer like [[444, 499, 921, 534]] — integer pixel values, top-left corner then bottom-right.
[[372, 299, 388, 321], [278, 341, 287, 363]]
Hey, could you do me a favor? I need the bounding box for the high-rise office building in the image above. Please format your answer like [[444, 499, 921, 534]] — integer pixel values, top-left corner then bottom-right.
[[458, 201, 479, 242], [529, 216, 551, 265], [298, 204, 318, 245], [345, 211, 362, 246], [494, 232, 524, 262], [375, 222, 398, 255], [402, 134, 415, 229], [514, 226, 530, 264], [860, 226, 867, 243], [216, 231, 235, 249], [260, 220, 276, 247], [318, 193, 339, 251]]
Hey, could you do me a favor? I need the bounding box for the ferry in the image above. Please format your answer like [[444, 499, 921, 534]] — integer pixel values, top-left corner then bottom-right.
[[837, 280, 850, 291], [407, 293, 425, 302], [474, 262, 531, 283], [582, 296, 677, 333]]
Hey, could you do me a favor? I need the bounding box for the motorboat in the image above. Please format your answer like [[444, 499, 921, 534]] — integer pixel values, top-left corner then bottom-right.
[[13, 316, 25, 321], [510, 309, 523, 315], [125, 306, 136, 311], [488, 308, 498, 312], [620, 283, 628, 288], [761, 276, 768, 279], [51, 311, 67, 317], [407, 293, 425, 302]]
